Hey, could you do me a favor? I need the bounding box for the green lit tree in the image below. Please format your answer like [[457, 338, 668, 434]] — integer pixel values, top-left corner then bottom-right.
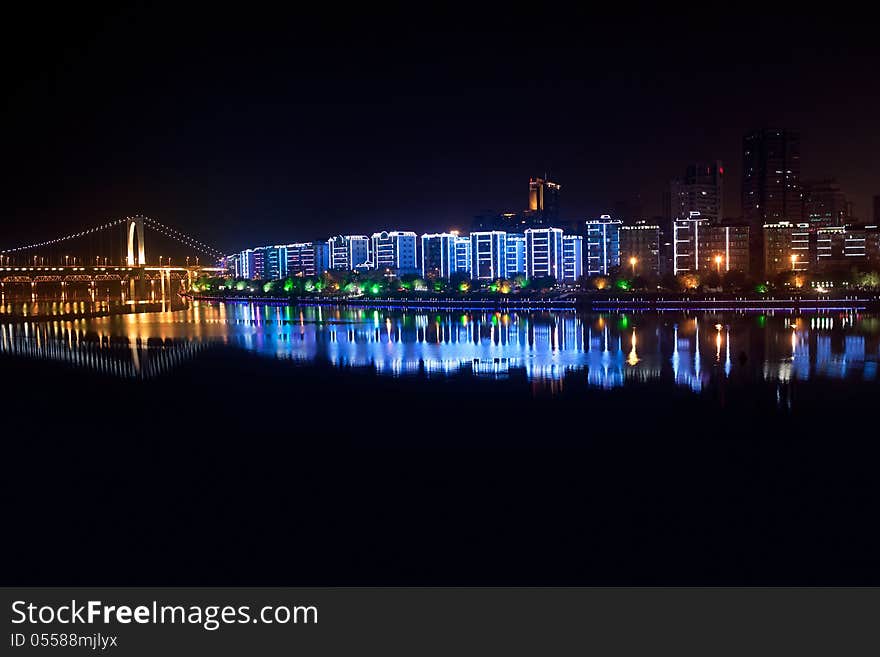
[[449, 272, 471, 294]]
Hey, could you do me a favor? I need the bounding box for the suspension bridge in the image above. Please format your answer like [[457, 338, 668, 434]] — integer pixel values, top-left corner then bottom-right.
[[0, 215, 227, 295]]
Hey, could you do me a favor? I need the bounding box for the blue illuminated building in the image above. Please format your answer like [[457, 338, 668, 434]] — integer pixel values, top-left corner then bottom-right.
[[266, 245, 288, 280], [525, 228, 564, 280], [421, 233, 457, 279], [286, 242, 329, 277], [584, 215, 622, 275], [453, 235, 472, 277], [371, 230, 418, 275], [505, 234, 526, 277], [470, 231, 507, 280], [328, 235, 370, 271], [562, 235, 583, 282]]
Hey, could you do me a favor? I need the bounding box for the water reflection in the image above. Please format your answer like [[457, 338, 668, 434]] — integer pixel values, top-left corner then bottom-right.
[[0, 322, 214, 379], [0, 288, 187, 319], [1, 303, 879, 393]]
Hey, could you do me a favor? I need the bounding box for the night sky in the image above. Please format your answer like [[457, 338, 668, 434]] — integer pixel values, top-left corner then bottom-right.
[[2, 6, 878, 252]]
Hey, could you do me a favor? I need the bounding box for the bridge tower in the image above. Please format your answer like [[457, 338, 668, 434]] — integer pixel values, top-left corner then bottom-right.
[[126, 216, 146, 266]]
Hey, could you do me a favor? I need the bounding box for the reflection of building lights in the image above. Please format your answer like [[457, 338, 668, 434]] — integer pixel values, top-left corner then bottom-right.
[[627, 329, 639, 366]]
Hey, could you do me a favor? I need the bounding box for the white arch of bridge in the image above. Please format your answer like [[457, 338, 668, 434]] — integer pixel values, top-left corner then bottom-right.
[[127, 217, 146, 266]]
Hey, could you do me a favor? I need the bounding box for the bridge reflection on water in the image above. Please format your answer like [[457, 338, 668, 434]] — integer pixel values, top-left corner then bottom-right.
[[0, 322, 215, 380], [1, 302, 879, 394]]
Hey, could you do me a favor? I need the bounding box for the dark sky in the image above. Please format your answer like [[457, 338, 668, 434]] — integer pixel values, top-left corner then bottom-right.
[[2, 6, 878, 252]]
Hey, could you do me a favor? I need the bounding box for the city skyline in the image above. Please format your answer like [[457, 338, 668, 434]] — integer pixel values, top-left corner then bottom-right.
[[2, 8, 878, 252]]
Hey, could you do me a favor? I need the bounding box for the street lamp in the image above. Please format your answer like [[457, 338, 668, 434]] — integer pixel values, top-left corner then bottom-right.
[[714, 254, 723, 274], [629, 256, 637, 277]]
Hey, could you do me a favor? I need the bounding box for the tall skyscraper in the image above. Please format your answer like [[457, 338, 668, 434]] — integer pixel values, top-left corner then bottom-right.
[[666, 161, 724, 224], [802, 179, 850, 227], [528, 176, 561, 224], [742, 129, 802, 275], [742, 129, 802, 224]]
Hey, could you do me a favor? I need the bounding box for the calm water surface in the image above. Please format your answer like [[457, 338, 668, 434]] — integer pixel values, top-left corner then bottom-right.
[[2, 300, 878, 399], [4, 298, 880, 585]]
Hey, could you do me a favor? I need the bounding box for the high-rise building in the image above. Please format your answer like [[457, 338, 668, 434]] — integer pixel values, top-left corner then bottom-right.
[[802, 179, 850, 227], [222, 253, 237, 275], [505, 234, 526, 276], [230, 248, 267, 279], [672, 213, 707, 275], [672, 215, 751, 276], [528, 177, 561, 224], [286, 242, 329, 277], [666, 161, 724, 224], [619, 223, 662, 278], [470, 231, 507, 280], [561, 235, 584, 283], [370, 231, 418, 275], [328, 235, 370, 271], [420, 233, 457, 279], [254, 247, 268, 279], [266, 245, 288, 280], [763, 222, 810, 277], [703, 224, 750, 275], [813, 227, 847, 273], [584, 215, 622, 275], [742, 129, 802, 275], [229, 250, 253, 279], [813, 224, 877, 274], [525, 228, 564, 280], [743, 129, 803, 223], [453, 235, 472, 277]]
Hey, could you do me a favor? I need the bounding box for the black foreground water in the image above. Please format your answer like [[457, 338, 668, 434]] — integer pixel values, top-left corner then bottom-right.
[[2, 301, 879, 584]]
